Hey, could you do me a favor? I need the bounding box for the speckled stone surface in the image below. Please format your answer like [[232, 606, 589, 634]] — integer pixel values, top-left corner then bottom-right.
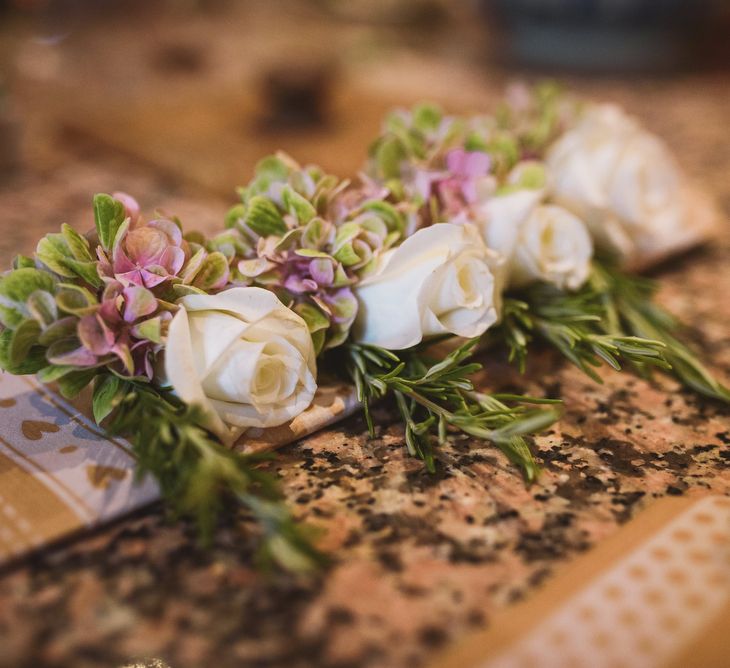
[[0, 74, 728, 667]]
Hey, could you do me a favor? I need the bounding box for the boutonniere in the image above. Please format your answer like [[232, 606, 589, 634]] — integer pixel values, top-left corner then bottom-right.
[[1, 84, 725, 570]]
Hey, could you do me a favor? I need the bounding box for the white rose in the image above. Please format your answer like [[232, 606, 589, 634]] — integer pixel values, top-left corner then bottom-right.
[[546, 104, 688, 260], [165, 287, 317, 444], [478, 187, 544, 262], [512, 205, 593, 290], [353, 223, 502, 350], [477, 182, 592, 291]]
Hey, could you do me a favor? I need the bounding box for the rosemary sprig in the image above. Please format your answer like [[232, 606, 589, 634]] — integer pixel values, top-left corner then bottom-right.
[[591, 261, 730, 401], [496, 260, 730, 401], [98, 375, 324, 572], [343, 339, 561, 482]]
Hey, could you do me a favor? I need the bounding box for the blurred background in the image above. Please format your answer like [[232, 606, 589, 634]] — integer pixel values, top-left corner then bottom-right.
[[0, 0, 729, 261]]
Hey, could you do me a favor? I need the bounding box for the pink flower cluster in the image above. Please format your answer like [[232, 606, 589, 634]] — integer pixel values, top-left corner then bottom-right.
[[82, 193, 190, 377], [414, 148, 491, 218]]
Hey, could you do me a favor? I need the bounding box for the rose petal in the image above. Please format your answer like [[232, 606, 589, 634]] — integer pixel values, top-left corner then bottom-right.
[[164, 308, 232, 442]]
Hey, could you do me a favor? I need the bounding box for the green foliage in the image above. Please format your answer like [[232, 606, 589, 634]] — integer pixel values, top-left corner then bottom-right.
[[191, 251, 229, 291], [55, 368, 97, 399], [12, 254, 36, 269], [281, 185, 317, 224], [36, 224, 101, 287], [497, 260, 730, 401], [372, 135, 409, 180], [591, 261, 730, 401], [7, 318, 41, 366], [92, 374, 123, 423], [93, 193, 126, 251], [55, 284, 98, 315], [343, 339, 561, 482], [241, 195, 287, 237], [495, 80, 567, 156], [294, 302, 330, 356], [0, 328, 47, 375], [483, 132, 520, 177], [0, 267, 56, 328], [411, 103, 440, 129], [359, 200, 405, 235], [100, 377, 324, 571], [27, 290, 58, 328]]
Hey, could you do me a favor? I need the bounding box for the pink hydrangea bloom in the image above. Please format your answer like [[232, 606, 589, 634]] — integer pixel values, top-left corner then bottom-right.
[[409, 149, 491, 214], [100, 219, 186, 288], [77, 282, 162, 377], [436, 149, 491, 215]]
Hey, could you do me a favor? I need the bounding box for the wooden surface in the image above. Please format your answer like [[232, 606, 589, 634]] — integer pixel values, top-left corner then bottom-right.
[[0, 4, 728, 667]]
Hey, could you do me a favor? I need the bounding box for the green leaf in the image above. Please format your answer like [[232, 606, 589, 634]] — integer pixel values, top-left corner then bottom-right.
[[0, 303, 25, 330], [27, 290, 58, 328], [0, 268, 56, 329], [273, 228, 303, 253], [224, 203, 246, 230], [464, 132, 489, 152], [61, 224, 93, 262], [254, 154, 291, 182], [93, 193, 126, 251], [208, 230, 253, 260], [179, 246, 207, 284], [184, 230, 206, 246], [487, 133, 519, 173], [92, 374, 123, 424], [36, 229, 101, 287], [242, 195, 287, 237], [332, 241, 361, 267], [512, 162, 547, 190], [332, 264, 351, 288], [358, 215, 388, 239], [330, 292, 357, 323], [333, 222, 360, 249], [134, 316, 163, 344], [36, 233, 75, 277], [0, 267, 55, 305], [294, 248, 330, 259], [294, 302, 330, 356], [301, 217, 328, 249], [56, 368, 97, 399], [13, 255, 36, 269], [172, 283, 207, 298], [64, 259, 102, 288], [38, 317, 78, 346], [281, 186, 316, 225], [412, 103, 442, 132], [373, 135, 407, 180], [56, 286, 97, 315], [0, 329, 47, 374], [191, 252, 229, 291], [310, 329, 326, 356], [294, 302, 330, 334], [8, 318, 41, 366], [37, 364, 78, 383]]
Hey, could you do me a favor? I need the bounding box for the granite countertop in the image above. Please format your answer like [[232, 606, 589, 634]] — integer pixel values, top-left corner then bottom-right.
[[0, 70, 728, 667]]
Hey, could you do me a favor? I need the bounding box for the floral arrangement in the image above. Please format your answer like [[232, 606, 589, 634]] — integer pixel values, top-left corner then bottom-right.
[[1, 84, 726, 570]]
